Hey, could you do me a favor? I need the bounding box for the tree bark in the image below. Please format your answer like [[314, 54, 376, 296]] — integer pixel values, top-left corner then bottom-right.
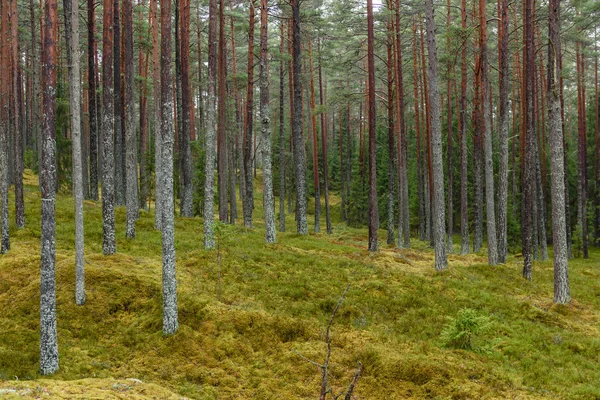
[[479, 0, 498, 265], [0, 0, 11, 254], [123, 0, 137, 238], [113, 0, 125, 206], [547, 0, 570, 303], [260, 0, 276, 243], [242, 1, 256, 228], [425, 0, 447, 270], [160, 0, 178, 335], [102, 0, 117, 255], [63, 0, 86, 304], [87, 0, 98, 200], [459, 0, 469, 255], [522, 0, 535, 279], [150, 0, 162, 230], [217, 0, 228, 222], [10, 0, 24, 229], [279, 22, 286, 233], [40, 0, 59, 374], [497, 0, 509, 263], [318, 39, 331, 234], [386, 15, 395, 246], [308, 37, 321, 233], [180, 0, 193, 217], [291, 0, 308, 234], [366, 0, 379, 251], [203, 0, 217, 248]]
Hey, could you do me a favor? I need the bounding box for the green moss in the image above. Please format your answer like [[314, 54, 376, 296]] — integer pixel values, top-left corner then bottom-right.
[[0, 170, 599, 398]]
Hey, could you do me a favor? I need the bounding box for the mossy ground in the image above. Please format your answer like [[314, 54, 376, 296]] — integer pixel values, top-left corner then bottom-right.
[[1, 170, 599, 399]]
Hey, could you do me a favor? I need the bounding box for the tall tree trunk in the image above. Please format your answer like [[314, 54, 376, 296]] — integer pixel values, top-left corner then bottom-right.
[[445, 0, 453, 252], [63, 0, 86, 304], [459, 0, 469, 254], [576, 40, 588, 259], [114, 0, 125, 206], [242, 1, 256, 228], [102, 0, 117, 255], [419, 21, 432, 243], [203, 0, 217, 248], [138, 0, 150, 209], [40, 0, 59, 374], [291, 0, 308, 234], [425, 0, 447, 270], [10, 0, 24, 229], [279, 22, 286, 232], [472, 5, 483, 253], [318, 38, 331, 234], [160, 0, 178, 335], [308, 37, 321, 233], [87, 0, 98, 200], [497, 0, 509, 263], [386, 15, 395, 246], [150, 0, 162, 230], [413, 20, 424, 241], [0, 0, 11, 253], [547, 0, 570, 303], [479, 0, 498, 265], [124, 0, 137, 238], [366, 0, 379, 251], [229, 8, 242, 223], [394, 0, 408, 248], [180, 0, 193, 217], [217, 0, 228, 222], [522, 0, 535, 279], [260, 0, 275, 243]]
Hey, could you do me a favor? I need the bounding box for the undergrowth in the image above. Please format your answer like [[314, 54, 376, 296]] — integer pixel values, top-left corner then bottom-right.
[[0, 170, 599, 399]]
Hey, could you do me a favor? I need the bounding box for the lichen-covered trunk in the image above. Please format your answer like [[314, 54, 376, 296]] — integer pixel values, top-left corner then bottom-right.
[[87, 0, 98, 200], [318, 40, 331, 234], [160, 0, 178, 335], [425, 0, 447, 270], [260, 0, 275, 243], [522, 0, 535, 279], [203, 0, 217, 249], [10, 0, 24, 229], [0, 0, 11, 254], [291, 0, 308, 235], [497, 0, 509, 263], [180, 0, 193, 217], [242, 2, 256, 228], [113, 0, 125, 206], [150, 0, 162, 230], [102, 0, 116, 255], [366, 0, 378, 251], [445, 0, 453, 253], [217, 0, 228, 222], [279, 23, 286, 233], [123, 0, 137, 238], [479, 0, 498, 265], [308, 38, 320, 233], [63, 0, 86, 304], [547, 0, 569, 302], [40, 0, 59, 374], [459, 0, 469, 255], [386, 27, 395, 246], [395, 0, 408, 248]]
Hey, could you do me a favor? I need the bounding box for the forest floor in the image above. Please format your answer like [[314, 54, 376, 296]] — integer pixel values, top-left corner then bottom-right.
[[1, 170, 600, 399]]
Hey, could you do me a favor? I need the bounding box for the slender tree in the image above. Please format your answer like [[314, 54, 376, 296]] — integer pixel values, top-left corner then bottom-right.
[[243, 1, 256, 228], [318, 38, 331, 234], [160, 0, 178, 335], [87, 0, 98, 200], [40, 0, 59, 374], [0, 0, 11, 254], [180, 0, 193, 217], [547, 0, 570, 303], [459, 0, 469, 255], [291, 0, 307, 234], [102, 0, 117, 255], [10, 0, 24, 229], [260, 0, 276, 243], [425, 0, 447, 270], [150, 0, 162, 230], [203, 0, 217, 248], [124, 0, 137, 238], [279, 22, 286, 233], [522, 0, 535, 279], [497, 0, 509, 263], [217, 0, 228, 222], [366, 0, 378, 251], [308, 36, 321, 233], [63, 0, 86, 304], [114, 0, 125, 206], [479, 0, 498, 265]]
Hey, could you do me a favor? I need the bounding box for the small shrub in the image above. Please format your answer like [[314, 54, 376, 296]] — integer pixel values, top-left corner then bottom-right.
[[440, 308, 491, 350]]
